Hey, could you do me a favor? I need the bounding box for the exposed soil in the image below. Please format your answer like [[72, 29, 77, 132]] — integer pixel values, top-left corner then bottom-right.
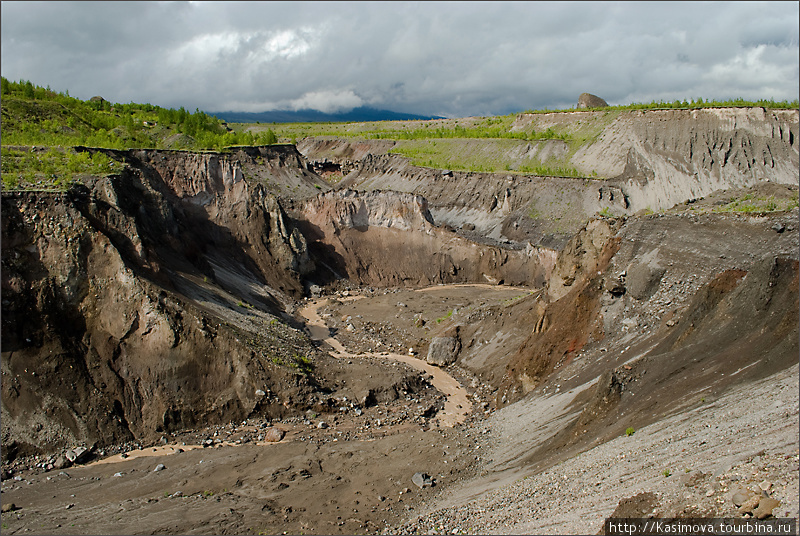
[[2, 117, 798, 536], [0, 283, 522, 536]]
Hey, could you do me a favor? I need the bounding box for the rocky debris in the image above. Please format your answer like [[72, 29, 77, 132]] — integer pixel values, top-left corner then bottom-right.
[[625, 255, 666, 300], [395, 365, 798, 535], [732, 488, 754, 506], [1, 502, 19, 513], [577, 93, 609, 109], [732, 487, 782, 519], [412, 472, 434, 489], [153, 464, 166, 472], [262, 427, 285, 443], [752, 497, 782, 520], [426, 325, 461, 367], [65, 447, 91, 465], [2, 111, 799, 536]]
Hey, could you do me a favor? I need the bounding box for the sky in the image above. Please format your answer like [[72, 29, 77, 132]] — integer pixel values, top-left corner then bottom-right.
[[1, 1, 798, 118]]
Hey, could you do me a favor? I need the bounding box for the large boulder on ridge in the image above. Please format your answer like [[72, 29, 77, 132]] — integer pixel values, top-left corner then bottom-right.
[[577, 93, 609, 108]]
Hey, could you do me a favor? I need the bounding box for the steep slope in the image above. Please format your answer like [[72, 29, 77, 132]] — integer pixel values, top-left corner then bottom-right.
[[299, 107, 798, 249], [1, 146, 384, 461], [492, 207, 798, 463], [515, 107, 799, 211], [290, 189, 555, 288]]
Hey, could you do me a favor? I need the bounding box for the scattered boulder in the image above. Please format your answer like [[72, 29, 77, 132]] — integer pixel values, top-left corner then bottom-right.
[[426, 325, 461, 367], [605, 275, 626, 296], [626, 255, 666, 300], [753, 497, 781, 519], [738, 495, 762, 515], [1, 503, 19, 513], [577, 93, 609, 109], [411, 472, 433, 489], [732, 488, 755, 507], [53, 455, 71, 470], [64, 446, 91, 465], [308, 284, 323, 297], [263, 427, 285, 443], [153, 464, 166, 472]]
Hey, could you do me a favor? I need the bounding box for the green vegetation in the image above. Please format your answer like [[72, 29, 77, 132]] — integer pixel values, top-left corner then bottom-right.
[[502, 293, 532, 305], [436, 309, 456, 324], [367, 119, 567, 142], [6, 77, 797, 186], [1, 147, 115, 190], [662, 469, 672, 477], [291, 355, 315, 376], [625, 427, 636, 437], [517, 164, 582, 178], [712, 193, 798, 214], [598, 207, 616, 218], [523, 97, 799, 114], [270, 354, 314, 376], [1, 77, 280, 152]]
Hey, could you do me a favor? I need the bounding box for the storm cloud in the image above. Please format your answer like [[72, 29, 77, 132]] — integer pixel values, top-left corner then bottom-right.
[[2, 1, 797, 117]]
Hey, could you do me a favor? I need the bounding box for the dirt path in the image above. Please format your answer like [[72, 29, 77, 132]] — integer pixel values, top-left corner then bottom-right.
[[298, 291, 473, 427]]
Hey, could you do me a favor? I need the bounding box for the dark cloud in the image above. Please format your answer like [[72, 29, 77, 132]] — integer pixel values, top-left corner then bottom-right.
[[2, 1, 797, 117]]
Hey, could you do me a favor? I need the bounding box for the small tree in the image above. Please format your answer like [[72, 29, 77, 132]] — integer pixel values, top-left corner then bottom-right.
[[262, 129, 278, 145]]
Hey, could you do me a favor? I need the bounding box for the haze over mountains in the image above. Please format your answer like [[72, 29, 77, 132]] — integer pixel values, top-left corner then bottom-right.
[[212, 106, 444, 124]]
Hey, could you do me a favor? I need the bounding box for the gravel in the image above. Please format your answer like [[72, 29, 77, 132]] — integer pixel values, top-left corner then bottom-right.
[[395, 365, 799, 535]]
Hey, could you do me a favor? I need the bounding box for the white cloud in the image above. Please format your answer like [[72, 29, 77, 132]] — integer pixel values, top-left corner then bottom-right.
[[172, 31, 246, 65], [288, 89, 364, 113], [1, 1, 797, 116], [260, 29, 312, 60], [704, 44, 798, 95]]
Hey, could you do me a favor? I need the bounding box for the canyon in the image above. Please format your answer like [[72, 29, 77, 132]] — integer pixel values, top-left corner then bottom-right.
[[1, 107, 798, 534]]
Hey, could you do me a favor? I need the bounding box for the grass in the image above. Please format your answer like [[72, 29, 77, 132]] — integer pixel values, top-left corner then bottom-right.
[[387, 139, 593, 177], [502, 293, 532, 305], [271, 354, 314, 376], [522, 97, 799, 114], [712, 194, 798, 214], [1, 146, 115, 190], [1, 77, 279, 152], [291, 355, 315, 375], [7, 77, 797, 184], [435, 309, 455, 324], [598, 207, 616, 218]]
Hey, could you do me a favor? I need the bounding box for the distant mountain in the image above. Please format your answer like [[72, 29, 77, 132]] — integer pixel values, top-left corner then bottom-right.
[[210, 107, 444, 124]]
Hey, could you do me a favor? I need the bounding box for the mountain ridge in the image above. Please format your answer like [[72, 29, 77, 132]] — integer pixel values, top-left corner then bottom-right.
[[210, 106, 445, 124]]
